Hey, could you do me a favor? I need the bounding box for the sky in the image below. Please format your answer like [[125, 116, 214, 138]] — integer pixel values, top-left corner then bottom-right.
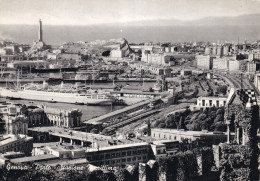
[[0, 0, 260, 25]]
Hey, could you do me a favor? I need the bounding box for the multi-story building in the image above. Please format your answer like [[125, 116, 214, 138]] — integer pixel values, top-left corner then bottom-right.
[[212, 58, 229, 71], [44, 107, 82, 127], [247, 61, 256, 73], [141, 50, 175, 66], [228, 60, 241, 72], [254, 73, 260, 92], [196, 55, 212, 70], [26, 106, 82, 128], [223, 45, 230, 56], [86, 142, 150, 167], [251, 49, 260, 60], [5, 115, 28, 135], [0, 134, 33, 156]]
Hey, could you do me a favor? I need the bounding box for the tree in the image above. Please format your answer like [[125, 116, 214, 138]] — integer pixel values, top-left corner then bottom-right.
[[114, 168, 130, 181]]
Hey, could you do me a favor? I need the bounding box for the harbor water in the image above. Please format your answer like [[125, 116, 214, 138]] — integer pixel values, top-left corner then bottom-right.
[[0, 81, 155, 121]]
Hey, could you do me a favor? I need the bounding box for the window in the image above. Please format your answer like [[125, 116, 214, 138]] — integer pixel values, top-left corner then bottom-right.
[[138, 156, 141, 160], [122, 152, 126, 156], [209, 100, 212, 107], [127, 158, 131, 162], [216, 100, 219, 107], [143, 156, 146, 160], [122, 159, 126, 162], [202, 100, 205, 106]]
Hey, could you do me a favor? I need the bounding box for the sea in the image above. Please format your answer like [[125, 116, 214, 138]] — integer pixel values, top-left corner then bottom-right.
[[0, 25, 260, 45]]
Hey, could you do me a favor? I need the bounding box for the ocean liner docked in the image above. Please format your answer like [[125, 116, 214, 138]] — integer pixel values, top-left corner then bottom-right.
[[0, 81, 115, 105]]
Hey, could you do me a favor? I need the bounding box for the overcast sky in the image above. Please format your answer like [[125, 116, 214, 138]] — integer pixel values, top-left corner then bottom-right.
[[0, 0, 260, 25]]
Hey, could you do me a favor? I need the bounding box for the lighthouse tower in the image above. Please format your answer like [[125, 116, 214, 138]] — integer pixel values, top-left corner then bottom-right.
[[38, 19, 43, 41]]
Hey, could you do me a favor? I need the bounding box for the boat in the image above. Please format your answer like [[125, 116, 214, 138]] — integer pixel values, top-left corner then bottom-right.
[[0, 81, 115, 105]]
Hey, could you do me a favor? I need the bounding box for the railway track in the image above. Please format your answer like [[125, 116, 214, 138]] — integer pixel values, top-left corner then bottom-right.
[[104, 109, 161, 134]]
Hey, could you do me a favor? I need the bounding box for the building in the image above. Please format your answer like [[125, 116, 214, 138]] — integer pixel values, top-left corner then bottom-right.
[[134, 63, 172, 76], [251, 49, 260, 60], [5, 115, 28, 135], [196, 55, 212, 70], [228, 60, 241, 72], [36, 144, 86, 159], [151, 128, 227, 145], [86, 142, 150, 167], [0, 134, 33, 156], [247, 61, 256, 73], [204, 47, 211, 55], [216, 46, 223, 56], [254, 73, 260, 92], [223, 45, 230, 56], [111, 49, 125, 58], [1, 55, 25, 62], [44, 107, 82, 127], [57, 53, 81, 62], [27, 106, 82, 128], [196, 97, 227, 108], [212, 58, 229, 71], [141, 50, 175, 66]]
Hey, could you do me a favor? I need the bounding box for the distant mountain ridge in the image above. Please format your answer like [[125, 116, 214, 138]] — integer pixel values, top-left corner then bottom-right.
[[109, 14, 260, 26]]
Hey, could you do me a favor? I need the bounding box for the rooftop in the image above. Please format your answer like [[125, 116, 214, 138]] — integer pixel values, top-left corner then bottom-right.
[[0, 134, 32, 146], [151, 128, 226, 137], [87, 142, 149, 153], [10, 154, 58, 163]]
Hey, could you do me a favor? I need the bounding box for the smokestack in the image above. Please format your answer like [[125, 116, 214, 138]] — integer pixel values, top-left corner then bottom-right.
[[39, 19, 43, 41]]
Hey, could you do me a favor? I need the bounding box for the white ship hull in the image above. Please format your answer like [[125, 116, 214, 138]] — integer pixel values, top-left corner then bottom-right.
[[0, 88, 113, 105]]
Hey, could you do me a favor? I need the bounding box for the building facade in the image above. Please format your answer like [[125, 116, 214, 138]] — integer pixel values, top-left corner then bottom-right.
[[196, 55, 212, 70], [86, 142, 150, 167], [5, 115, 28, 135], [196, 97, 227, 108], [0, 134, 33, 156], [151, 128, 227, 145]]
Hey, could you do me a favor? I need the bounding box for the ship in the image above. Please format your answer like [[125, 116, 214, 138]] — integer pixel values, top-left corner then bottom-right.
[[0, 81, 115, 105]]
